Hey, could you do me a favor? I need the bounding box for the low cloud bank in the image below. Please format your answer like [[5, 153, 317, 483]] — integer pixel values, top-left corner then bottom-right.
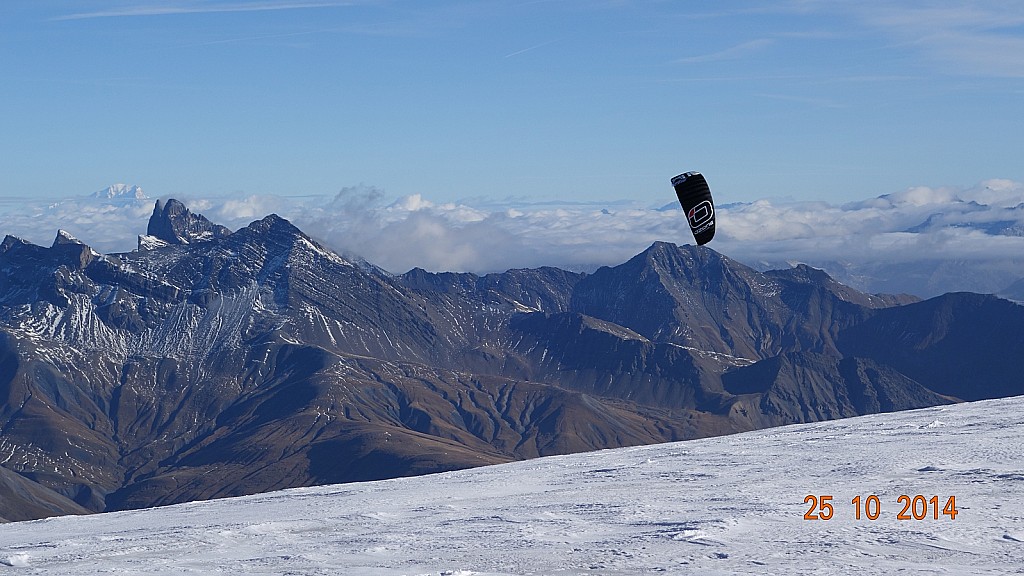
[[3, 180, 1024, 297]]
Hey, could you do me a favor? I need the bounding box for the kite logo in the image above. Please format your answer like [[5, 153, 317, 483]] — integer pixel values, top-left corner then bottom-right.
[[687, 200, 714, 229]]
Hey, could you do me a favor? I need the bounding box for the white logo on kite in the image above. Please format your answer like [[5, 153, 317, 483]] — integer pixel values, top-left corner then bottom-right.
[[687, 200, 714, 228]]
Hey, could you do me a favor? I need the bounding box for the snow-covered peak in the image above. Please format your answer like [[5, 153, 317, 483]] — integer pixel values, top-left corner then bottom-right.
[[90, 184, 147, 201], [52, 229, 84, 247]]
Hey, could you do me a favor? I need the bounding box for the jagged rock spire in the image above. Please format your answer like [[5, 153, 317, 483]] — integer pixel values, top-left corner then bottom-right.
[[146, 199, 232, 246]]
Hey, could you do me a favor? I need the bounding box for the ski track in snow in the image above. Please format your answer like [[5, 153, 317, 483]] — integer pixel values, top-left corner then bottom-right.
[[1, 397, 1022, 575]]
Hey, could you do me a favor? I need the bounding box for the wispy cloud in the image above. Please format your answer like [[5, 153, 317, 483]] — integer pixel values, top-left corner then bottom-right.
[[809, 2, 1024, 78], [699, 2, 1024, 78], [55, 1, 359, 21], [170, 28, 333, 48], [755, 92, 846, 108], [675, 39, 774, 64]]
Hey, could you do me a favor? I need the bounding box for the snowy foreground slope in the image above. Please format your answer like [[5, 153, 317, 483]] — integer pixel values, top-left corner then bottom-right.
[[2, 397, 1022, 575]]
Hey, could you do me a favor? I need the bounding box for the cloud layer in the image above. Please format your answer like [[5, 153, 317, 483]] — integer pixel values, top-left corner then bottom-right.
[[3, 180, 1024, 298]]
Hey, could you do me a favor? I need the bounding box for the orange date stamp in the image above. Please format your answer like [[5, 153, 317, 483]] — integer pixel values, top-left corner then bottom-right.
[[803, 495, 958, 521]]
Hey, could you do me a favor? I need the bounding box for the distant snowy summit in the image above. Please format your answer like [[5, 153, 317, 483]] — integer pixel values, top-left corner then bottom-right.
[[89, 183, 148, 202]]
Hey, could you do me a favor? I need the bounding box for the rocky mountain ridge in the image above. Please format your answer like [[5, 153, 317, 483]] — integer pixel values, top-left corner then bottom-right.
[[1, 200, 1021, 521]]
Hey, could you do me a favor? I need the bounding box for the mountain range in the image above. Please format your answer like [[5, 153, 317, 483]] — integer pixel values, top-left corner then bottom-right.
[[1, 199, 1022, 522]]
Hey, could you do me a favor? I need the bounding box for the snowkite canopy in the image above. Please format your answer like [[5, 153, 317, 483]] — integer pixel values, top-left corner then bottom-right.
[[671, 171, 716, 246]]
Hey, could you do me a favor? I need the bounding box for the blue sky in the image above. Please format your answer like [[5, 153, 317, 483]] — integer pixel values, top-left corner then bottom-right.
[[2, 1, 1022, 206]]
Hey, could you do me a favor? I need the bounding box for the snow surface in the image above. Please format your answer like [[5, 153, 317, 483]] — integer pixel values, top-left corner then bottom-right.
[[1, 397, 1022, 575]]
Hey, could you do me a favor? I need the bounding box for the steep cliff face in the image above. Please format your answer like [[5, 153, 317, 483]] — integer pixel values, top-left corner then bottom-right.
[[0, 200, 1017, 521], [143, 198, 232, 246]]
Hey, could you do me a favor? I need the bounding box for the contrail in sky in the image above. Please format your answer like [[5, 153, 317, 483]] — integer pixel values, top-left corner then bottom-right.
[[504, 39, 561, 59]]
